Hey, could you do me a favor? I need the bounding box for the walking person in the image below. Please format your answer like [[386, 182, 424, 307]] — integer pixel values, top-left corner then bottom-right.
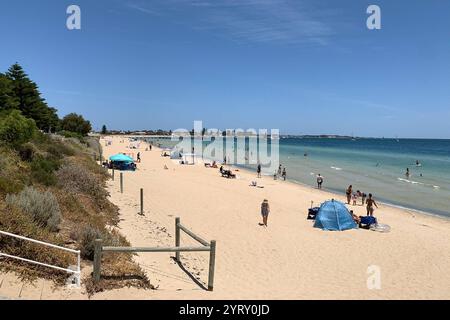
[[317, 174, 323, 189], [282, 168, 287, 181], [259, 199, 270, 227], [278, 164, 282, 176], [366, 193, 379, 216], [137, 152, 141, 163], [257, 164, 262, 178], [345, 185, 353, 204]]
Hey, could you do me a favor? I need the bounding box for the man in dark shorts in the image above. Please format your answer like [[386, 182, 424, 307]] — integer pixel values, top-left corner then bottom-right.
[[317, 174, 323, 189], [257, 164, 261, 178]]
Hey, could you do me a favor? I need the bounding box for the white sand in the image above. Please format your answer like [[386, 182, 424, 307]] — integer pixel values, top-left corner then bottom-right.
[[2, 135, 450, 300]]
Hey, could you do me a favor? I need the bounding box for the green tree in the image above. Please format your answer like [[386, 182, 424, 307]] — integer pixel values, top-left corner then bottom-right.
[[101, 125, 107, 135], [0, 110, 37, 148], [0, 73, 18, 110], [61, 113, 92, 136], [5, 63, 59, 132]]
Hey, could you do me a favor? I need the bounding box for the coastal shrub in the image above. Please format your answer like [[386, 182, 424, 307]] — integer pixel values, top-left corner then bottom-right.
[[32, 130, 51, 144], [0, 203, 72, 285], [30, 155, 60, 186], [79, 226, 103, 260], [45, 140, 75, 158], [79, 226, 124, 260], [18, 142, 36, 162], [0, 147, 27, 194], [6, 186, 61, 232], [85, 137, 102, 155], [56, 162, 109, 208], [0, 176, 23, 194], [0, 110, 36, 148]]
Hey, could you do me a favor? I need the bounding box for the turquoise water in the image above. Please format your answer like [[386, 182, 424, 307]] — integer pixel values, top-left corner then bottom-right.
[[144, 137, 450, 218]]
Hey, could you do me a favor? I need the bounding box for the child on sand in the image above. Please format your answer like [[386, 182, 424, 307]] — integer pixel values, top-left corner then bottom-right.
[[352, 192, 358, 206]]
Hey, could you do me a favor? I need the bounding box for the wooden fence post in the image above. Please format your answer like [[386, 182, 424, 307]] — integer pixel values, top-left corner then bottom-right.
[[93, 239, 103, 283], [140, 188, 144, 215], [112, 168, 115, 181], [120, 173, 123, 194], [208, 240, 216, 291], [175, 217, 181, 262]]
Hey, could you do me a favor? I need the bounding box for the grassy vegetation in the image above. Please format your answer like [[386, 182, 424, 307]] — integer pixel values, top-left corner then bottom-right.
[[0, 132, 152, 294]]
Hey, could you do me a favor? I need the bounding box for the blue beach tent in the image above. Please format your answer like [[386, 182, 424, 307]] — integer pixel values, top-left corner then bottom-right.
[[109, 154, 135, 171], [109, 154, 134, 163], [314, 200, 357, 231]]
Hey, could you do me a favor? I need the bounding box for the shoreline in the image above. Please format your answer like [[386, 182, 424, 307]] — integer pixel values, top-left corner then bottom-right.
[[228, 164, 450, 223], [140, 136, 449, 221]]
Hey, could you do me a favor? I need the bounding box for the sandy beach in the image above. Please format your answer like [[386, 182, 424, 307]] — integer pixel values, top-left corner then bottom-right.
[[90, 135, 450, 300], [2, 134, 450, 300]]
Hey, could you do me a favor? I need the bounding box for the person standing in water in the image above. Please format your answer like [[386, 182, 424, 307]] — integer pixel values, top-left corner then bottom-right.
[[317, 174, 324, 189], [346, 185, 353, 204], [366, 193, 378, 216], [406, 168, 410, 178], [282, 168, 287, 181], [259, 199, 270, 227]]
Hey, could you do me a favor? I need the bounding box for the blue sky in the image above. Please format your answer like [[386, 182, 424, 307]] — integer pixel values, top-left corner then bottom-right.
[[1, 0, 449, 138]]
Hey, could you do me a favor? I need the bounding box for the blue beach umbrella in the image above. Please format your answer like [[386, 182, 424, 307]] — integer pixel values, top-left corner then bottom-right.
[[109, 154, 134, 162]]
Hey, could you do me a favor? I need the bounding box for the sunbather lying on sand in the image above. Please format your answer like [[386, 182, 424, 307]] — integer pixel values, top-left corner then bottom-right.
[[205, 161, 218, 168]]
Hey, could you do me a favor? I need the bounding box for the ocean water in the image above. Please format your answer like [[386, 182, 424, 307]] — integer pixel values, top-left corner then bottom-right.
[[143, 137, 450, 218]]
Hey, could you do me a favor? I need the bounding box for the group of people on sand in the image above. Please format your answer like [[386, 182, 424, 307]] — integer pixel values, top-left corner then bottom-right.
[[345, 185, 378, 217]]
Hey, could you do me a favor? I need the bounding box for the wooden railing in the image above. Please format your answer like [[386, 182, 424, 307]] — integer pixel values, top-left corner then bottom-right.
[[93, 217, 217, 291]]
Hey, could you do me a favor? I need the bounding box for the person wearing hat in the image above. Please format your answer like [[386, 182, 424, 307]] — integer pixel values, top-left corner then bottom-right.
[[260, 199, 270, 227]]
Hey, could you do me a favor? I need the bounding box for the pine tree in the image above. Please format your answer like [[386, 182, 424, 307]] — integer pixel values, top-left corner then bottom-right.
[[0, 73, 18, 111], [5, 63, 59, 132]]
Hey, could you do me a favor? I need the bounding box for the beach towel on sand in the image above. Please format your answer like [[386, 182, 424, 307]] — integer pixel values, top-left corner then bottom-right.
[[360, 216, 377, 227]]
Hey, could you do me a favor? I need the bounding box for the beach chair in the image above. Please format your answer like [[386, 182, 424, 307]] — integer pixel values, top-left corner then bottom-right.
[[307, 207, 320, 220]]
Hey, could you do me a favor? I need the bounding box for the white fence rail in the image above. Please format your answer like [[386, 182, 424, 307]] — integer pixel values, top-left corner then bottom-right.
[[0, 230, 80, 287]]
